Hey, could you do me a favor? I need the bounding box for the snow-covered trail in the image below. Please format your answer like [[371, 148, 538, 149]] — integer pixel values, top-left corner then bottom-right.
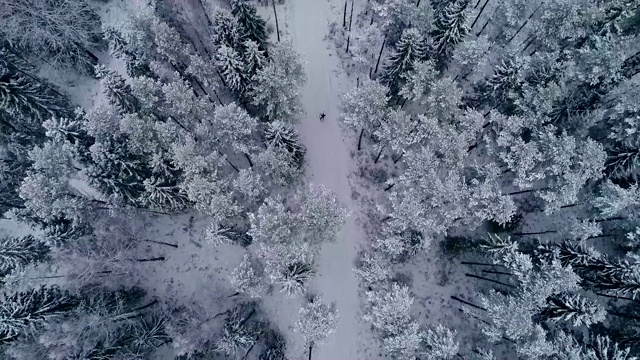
[[286, 0, 378, 358]]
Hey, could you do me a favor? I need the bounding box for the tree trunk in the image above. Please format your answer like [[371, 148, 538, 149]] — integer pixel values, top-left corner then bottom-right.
[[587, 233, 622, 240], [474, 0, 482, 7], [451, 296, 486, 311], [594, 216, 626, 223], [308, 345, 313, 360], [471, 0, 490, 30], [508, 187, 546, 196], [244, 153, 254, 168], [346, 0, 355, 53], [482, 270, 513, 276], [198, 0, 213, 27], [357, 128, 364, 150], [476, 19, 490, 36], [374, 145, 385, 163], [384, 183, 395, 191], [596, 292, 640, 302], [513, 230, 557, 236], [374, 35, 387, 74], [461, 261, 505, 267], [135, 256, 165, 262], [393, 151, 405, 163], [416, 0, 421, 6], [465, 273, 516, 288], [272, 0, 281, 42], [343, 0, 348, 28], [140, 238, 179, 248]]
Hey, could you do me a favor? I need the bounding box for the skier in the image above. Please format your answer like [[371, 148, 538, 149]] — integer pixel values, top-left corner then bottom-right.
[[319, 112, 326, 121]]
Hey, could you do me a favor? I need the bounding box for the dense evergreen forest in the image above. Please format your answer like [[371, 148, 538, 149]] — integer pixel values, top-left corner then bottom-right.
[[1, 0, 640, 359]]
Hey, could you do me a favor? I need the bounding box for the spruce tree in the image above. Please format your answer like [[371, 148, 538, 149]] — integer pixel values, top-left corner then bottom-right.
[[211, 10, 242, 49], [101, 71, 139, 114], [264, 121, 306, 165], [0, 234, 49, 275], [0, 54, 70, 130], [215, 45, 248, 94], [431, 0, 470, 62], [541, 293, 607, 327], [381, 28, 426, 95], [231, 0, 268, 51], [0, 286, 80, 343]]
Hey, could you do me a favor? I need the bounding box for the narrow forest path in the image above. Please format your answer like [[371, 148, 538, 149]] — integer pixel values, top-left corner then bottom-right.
[[286, 0, 379, 358]]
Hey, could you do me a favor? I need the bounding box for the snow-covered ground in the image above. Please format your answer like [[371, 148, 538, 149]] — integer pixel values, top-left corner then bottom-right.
[[282, 0, 381, 358]]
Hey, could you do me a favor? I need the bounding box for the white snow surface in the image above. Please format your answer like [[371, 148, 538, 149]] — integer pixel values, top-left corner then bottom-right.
[[282, 0, 381, 358]]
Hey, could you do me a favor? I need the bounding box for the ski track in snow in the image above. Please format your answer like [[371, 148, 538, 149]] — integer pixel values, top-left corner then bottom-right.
[[286, 0, 380, 358]]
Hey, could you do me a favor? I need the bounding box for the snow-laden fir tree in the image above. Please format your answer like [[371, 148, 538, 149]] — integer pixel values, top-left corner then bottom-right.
[[211, 9, 242, 50], [216, 45, 248, 94], [382, 320, 422, 360], [0, 57, 70, 126], [0, 234, 48, 276], [430, 0, 471, 61], [294, 295, 339, 360], [381, 28, 426, 95], [249, 40, 306, 123], [101, 71, 140, 114], [264, 121, 306, 165], [231, 0, 268, 51], [541, 293, 607, 327], [0, 285, 80, 342], [242, 40, 267, 80]]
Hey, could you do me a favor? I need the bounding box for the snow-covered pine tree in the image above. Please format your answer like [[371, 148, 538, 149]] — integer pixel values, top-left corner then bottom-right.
[[249, 41, 306, 123], [0, 0, 102, 73], [421, 324, 459, 360], [101, 71, 140, 114], [381, 28, 426, 95], [364, 282, 413, 336], [431, 0, 471, 62], [0, 57, 70, 127], [0, 285, 80, 342], [278, 261, 315, 297], [242, 40, 267, 80], [230, 254, 265, 298], [0, 234, 49, 275], [6, 288, 168, 359], [215, 45, 248, 94], [592, 180, 640, 217], [231, 0, 268, 51], [215, 304, 259, 357], [211, 9, 242, 50], [398, 60, 437, 105], [542, 293, 607, 327], [264, 121, 306, 165], [340, 79, 389, 150], [294, 295, 339, 360], [371, 0, 416, 44]]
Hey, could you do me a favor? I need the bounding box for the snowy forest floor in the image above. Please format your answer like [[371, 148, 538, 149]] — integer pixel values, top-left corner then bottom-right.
[[261, 0, 381, 358]]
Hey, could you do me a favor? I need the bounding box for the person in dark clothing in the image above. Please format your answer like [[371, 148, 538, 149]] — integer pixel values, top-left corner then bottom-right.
[[319, 112, 326, 121]]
